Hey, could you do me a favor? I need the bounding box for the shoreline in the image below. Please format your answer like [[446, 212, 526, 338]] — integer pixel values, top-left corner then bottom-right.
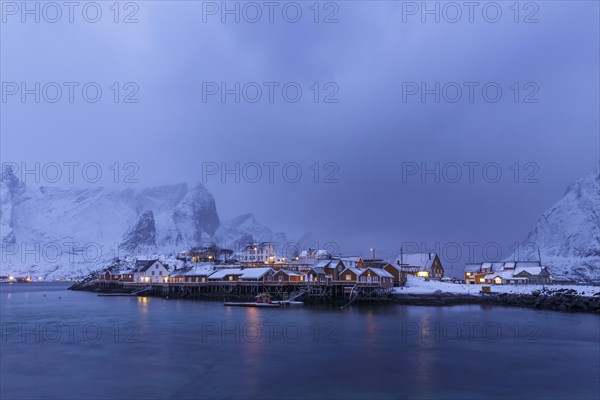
[[390, 290, 600, 313], [67, 282, 600, 313]]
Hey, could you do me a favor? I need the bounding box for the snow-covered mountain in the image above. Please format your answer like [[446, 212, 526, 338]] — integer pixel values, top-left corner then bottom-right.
[[0, 170, 288, 279], [510, 165, 600, 282]]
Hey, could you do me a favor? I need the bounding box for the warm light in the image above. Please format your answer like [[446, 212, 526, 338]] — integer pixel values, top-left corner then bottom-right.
[[8, 276, 14, 281], [466, 272, 471, 276], [417, 271, 429, 277], [479, 278, 484, 283], [25, 277, 32, 282]]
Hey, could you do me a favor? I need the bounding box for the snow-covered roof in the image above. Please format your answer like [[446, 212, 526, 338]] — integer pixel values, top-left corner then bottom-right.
[[209, 267, 274, 280], [276, 269, 303, 277], [238, 267, 273, 280], [514, 266, 543, 276], [183, 265, 215, 277], [340, 267, 362, 276], [484, 270, 519, 280], [308, 266, 326, 275], [362, 267, 394, 278], [109, 269, 134, 275], [134, 259, 160, 272], [313, 260, 332, 269], [208, 268, 244, 279], [396, 253, 436, 270]]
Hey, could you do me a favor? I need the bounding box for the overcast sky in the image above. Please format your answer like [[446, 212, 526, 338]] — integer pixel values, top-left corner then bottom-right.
[[1, 1, 598, 274]]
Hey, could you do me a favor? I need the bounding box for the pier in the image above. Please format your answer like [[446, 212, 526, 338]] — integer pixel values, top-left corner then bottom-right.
[[76, 279, 394, 304]]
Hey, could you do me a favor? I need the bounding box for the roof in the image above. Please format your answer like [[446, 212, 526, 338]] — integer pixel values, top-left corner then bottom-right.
[[363, 260, 388, 268], [208, 267, 274, 280], [513, 266, 543, 276], [362, 267, 394, 278], [182, 264, 215, 277], [134, 259, 160, 272], [484, 270, 520, 280], [308, 267, 326, 275], [275, 269, 303, 277], [340, 257, 362, 264], [208, 268, 244, 279], [312, 260, 332, 269], [340, 267, 362, 276], [238, 267, 274, 280], [109, 269, 134, 275], [465, 261, 544, 274]]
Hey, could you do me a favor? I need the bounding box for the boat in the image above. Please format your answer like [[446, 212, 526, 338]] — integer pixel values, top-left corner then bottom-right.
[[273, 300, 304, 306], [224, 293, 282, 308]]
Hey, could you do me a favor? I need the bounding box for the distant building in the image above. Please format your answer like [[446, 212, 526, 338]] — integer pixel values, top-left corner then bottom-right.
[[169, 264, 215, 283], [395, 252, 444, 279], [465, 261, 552, 284], [298, 249, 331, 259], [339, 256, 364, 269], [240, 242, 276, 264]]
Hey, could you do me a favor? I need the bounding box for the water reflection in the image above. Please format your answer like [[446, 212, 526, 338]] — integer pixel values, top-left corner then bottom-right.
[[0, 284, 598, 400]]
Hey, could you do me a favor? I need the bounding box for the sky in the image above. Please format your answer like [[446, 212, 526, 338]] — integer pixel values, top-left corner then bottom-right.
[[1, 1, 599, 276]]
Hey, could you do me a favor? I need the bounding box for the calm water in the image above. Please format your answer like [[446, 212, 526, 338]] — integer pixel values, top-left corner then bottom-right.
[[1, 283, 599, 400]]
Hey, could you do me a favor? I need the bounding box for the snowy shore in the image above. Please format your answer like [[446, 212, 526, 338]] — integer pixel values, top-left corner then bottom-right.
[[394, 276, 600, 297]]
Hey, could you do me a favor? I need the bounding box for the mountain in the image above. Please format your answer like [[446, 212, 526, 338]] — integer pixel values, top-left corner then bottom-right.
[[510, 165, 600, 282], [0, 171, 288, 279], [214, 213, 289, 256]]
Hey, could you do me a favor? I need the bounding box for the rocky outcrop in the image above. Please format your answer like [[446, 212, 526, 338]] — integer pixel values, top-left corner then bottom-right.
[[120, 210, 157, 253]]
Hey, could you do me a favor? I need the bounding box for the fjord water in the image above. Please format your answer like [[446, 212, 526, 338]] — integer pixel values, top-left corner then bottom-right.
[[1, 284, 598, 400]]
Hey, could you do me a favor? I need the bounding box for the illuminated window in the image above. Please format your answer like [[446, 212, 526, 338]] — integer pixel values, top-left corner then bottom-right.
[[345, 274, 352, 280]]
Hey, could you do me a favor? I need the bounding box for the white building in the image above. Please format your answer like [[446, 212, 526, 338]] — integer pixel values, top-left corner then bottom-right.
[[240, 242, 276, 263], [133, 259, 169, 283]]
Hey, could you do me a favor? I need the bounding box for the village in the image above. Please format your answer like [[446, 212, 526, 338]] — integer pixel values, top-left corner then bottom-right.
[[85, 242, 555, 303]]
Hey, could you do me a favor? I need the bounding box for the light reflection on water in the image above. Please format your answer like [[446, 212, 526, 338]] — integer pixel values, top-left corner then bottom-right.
[[0, 283, 599, 400]]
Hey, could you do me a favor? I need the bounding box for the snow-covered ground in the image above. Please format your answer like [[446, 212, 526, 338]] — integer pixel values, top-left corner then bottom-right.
[[393, 276, 600, 297]]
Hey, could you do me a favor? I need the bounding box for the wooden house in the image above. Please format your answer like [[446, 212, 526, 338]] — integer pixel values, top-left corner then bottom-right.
[[395, 252, 444, 279], [358, 268, 394, 288], [133, 260, 169, 283], [274, 269, 305, 283], [383, 263, 407, 286]]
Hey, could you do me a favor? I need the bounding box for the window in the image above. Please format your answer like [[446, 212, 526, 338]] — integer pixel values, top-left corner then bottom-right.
[[159, 271, 162, 275], [345, 274, 352, 280], [151, 271, 155, 276]]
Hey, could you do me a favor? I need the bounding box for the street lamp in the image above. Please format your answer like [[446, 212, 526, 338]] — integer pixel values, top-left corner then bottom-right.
[[370, 248, 375, 260]]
